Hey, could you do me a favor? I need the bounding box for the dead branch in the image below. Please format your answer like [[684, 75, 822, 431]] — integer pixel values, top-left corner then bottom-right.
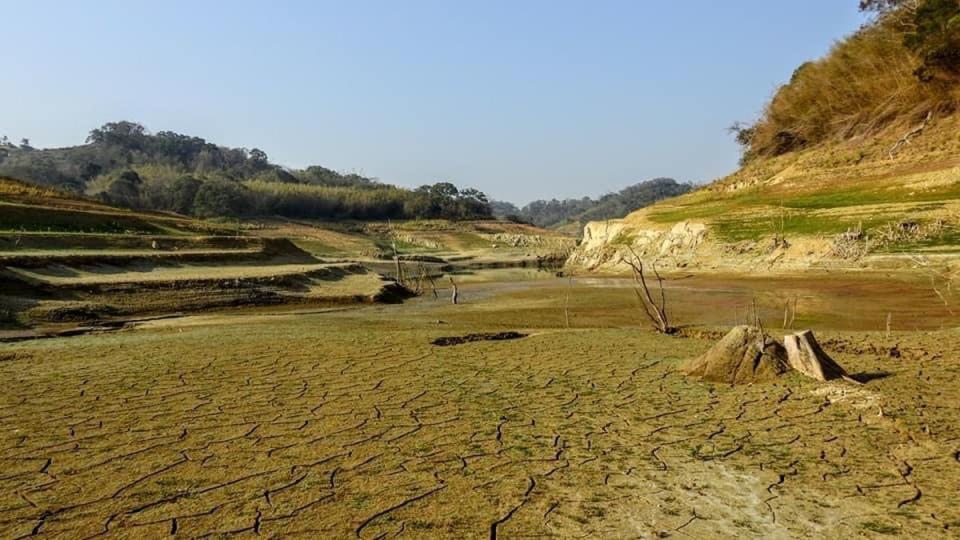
[[410, 261, 437, 298], [889, 111, 932, 159], [750, 297, 767, 336], [621, 247, 675, 334]]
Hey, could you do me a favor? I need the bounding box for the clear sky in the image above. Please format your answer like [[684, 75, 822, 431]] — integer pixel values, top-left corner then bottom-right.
[[1, 1, 866, 204]]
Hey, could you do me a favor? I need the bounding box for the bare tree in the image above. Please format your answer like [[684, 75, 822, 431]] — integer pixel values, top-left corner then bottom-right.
[[782, 296, 798, 330], [621, 247, 675, 334], [387, 219, 406, 286], [909, 255, 957, 315], [412, 261, 438, 299]]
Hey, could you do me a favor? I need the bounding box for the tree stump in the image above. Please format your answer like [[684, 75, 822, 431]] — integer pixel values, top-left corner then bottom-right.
[[683, 325, 789, 384], [784, 330, 859, 383]]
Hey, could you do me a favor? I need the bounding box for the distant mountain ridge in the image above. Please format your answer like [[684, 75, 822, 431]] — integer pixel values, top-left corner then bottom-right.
[[493, 178, 692, 229]]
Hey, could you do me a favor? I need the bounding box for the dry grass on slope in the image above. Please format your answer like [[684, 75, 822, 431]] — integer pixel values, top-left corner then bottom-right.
[[0, 176, 88, 206], [743, 11, 959, 161]]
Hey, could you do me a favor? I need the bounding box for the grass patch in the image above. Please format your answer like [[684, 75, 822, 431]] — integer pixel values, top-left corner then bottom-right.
[[784, 183, 960, 210], [0, 204, 163, 234], [647, 200, 742, 223], [860, 521, 900, 535], [713, 214, 891, 242]]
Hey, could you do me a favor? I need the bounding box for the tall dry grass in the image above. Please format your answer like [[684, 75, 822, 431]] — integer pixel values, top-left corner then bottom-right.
[[745, 15, 959, 160], [0, 176, 68, 199]]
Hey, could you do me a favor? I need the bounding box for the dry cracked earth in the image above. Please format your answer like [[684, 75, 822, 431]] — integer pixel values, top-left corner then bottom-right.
[[2, 285, 960, 539]]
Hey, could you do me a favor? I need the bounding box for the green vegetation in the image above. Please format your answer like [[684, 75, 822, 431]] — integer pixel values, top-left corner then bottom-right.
[[0, 203, 164, 234], [0, 121, 493, 222], [860, 521, 901, 535], [245, 180, 491, 221], [493, 178, 692, 229], [712, 214, 890, 242]]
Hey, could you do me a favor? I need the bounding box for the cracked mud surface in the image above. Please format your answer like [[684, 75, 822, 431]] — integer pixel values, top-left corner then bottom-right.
[[2, 280, 960, 538]]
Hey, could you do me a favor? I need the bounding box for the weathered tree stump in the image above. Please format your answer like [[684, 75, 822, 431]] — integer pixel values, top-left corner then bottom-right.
[[684, 325, 789, 384], [784, 330, 859, 384]]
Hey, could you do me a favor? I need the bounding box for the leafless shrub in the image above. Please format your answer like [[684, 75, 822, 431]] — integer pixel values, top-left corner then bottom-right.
[[873, 218, 946, 246], [830, 223, 871, 260], [831, 219, 950, 260], [411, 261, 438, 299], [620, 247, 675, 334], [909, 255, 957, 315], [782, 296, 798, 330]]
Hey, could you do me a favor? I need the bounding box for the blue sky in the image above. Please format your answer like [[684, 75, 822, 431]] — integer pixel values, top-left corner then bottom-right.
[[1, 1, 866, 204]]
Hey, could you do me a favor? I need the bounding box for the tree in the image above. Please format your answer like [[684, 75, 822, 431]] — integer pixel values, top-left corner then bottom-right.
[[428, 182, 459, 199], [859, 0, 908, 12], [169, 175, 203, 214], [249, 148, 268, 165], [861, 0, 960, 82], [20, 138, 32, 150], [907, 0, 960, 81], [621, 248, 675, 334], [86, 121, 147, 148], [455, 188, 493, 219], [192, 178, 250, 217], [490, 200, 521, 218], [460, 188, 488, 204], [104, 170, 142, 207], [80, 163, 103, 182]]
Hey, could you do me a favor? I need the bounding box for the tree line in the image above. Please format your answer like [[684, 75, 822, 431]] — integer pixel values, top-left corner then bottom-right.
[[493, 178, 692, 228], [0, 121, 492, 221]]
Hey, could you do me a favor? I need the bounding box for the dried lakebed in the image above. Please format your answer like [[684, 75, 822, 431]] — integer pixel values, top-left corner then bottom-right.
[[1, 275, 959, 538]]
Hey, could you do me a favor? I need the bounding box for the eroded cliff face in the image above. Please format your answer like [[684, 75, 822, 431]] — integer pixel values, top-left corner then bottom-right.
[[567, 221, 706, 270], [566, 219, 848, 274], [481, 233, 577, 253]]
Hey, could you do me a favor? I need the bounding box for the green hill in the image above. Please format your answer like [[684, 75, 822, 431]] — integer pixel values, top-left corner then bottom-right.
[[0, 121, 492, 222]]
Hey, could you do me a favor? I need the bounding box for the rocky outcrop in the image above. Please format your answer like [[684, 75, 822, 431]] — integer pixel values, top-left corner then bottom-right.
[[481, 233, 576, 253], [566, 219, 710, 272], [564, 218, 878, 274]]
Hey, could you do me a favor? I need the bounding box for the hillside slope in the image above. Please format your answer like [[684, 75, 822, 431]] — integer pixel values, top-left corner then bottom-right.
[[569, 2, 960, 275], [0, 176, 574, 330], [568, 114, 960, 274]]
